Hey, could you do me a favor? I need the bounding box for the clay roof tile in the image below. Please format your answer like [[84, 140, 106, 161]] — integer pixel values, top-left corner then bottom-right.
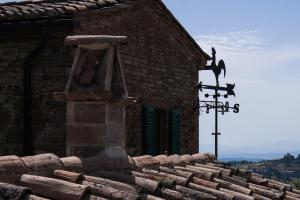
[[0, 0, 127, 22]]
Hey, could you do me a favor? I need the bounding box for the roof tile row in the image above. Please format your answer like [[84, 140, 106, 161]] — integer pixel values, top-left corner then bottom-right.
[[0, 0, 129, 22], [0, 152, 299, 200]]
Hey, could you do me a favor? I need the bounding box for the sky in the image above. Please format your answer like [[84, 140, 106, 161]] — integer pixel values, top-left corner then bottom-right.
[[163, 0, 300, 156]]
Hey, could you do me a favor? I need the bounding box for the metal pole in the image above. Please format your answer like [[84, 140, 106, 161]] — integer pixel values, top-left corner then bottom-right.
[[215, 82, 218, 159]]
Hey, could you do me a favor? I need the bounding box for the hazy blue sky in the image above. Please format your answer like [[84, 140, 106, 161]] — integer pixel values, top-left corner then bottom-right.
[[163, 0, 300, 156]]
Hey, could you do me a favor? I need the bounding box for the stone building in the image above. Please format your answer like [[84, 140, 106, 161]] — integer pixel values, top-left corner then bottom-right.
[[0, 0, 210, 157]]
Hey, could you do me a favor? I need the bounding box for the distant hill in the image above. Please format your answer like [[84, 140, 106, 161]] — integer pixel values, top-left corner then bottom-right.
[[199, 141, 300, 161], [229, 153, 300, 189], [219, 151, 300, 162], [220, 157, 264, 162]]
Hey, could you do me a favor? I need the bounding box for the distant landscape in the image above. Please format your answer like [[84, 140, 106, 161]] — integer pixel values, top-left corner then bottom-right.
[[219, 150, 300, 162], [199, 141, 300, 189], [228, 153, 300, 189], [199, 141, 300, 161]]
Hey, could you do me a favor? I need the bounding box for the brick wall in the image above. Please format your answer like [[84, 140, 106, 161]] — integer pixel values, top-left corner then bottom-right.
[[74, 1, 201, 155], [0, 31, 72, 156], [0, 37, 31, 155], [0, 0, 202, 156], [31, 32, 72, 156]]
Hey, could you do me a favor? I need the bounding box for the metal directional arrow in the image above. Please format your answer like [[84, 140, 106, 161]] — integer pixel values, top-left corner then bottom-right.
[[196, 82, 236, 97]]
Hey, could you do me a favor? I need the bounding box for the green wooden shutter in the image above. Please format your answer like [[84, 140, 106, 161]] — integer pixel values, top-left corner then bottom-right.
[[142, 106, 156, 155], [169, 109, 181, 154]]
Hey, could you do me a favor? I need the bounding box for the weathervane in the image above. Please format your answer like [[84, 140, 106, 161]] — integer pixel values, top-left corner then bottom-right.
[[195, 47, 239, 159]]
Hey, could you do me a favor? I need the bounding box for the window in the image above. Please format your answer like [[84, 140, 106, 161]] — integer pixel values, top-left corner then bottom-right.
[[142, 106, 181, 155]]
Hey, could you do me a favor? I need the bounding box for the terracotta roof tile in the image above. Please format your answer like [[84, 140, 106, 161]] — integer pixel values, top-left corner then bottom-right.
[[132, 155, 161, 170], [0, 153, 299, 200], [181, 154, 196, 164], [168, 154, 186, 167], [0, 0, 129, 22], [153, 155, 174, 168], [0, 182, 32, 199]]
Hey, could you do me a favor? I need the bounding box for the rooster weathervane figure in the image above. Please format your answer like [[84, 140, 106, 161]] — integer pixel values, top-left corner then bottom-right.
[[202, 47, 226, 84]]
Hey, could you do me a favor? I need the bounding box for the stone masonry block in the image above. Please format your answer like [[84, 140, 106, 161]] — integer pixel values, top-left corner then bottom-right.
[[106, 104, 125, 124], [66, 103, 74, 124], [67, 124, 105, 146], [105, 124, 126, 147], [73, 102, 105, 124], [69, 145, 105, 158]]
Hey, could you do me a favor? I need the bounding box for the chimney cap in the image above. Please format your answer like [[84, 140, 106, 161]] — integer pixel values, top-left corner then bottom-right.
[[65, 35, 128, 47]]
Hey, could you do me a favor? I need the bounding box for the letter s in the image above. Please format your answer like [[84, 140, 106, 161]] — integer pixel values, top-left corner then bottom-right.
[[233, 104, 240, 113]]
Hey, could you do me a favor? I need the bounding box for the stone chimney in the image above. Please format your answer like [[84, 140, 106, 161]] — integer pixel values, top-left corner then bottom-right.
[[54, 35, 130, 159]]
